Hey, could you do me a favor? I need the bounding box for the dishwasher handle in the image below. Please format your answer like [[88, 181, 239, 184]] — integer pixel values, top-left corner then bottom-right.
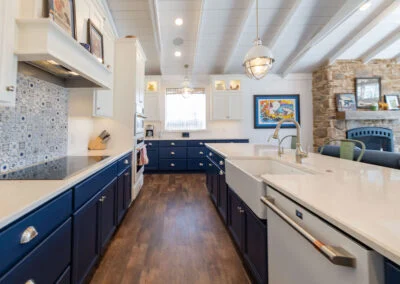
[[261, 195, 356, 268]]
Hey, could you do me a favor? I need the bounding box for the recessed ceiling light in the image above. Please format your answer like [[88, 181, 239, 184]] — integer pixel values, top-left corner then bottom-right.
[[174, 51, 182, 57], [359, 1, 371, 11], [175, 18, 183, 26]]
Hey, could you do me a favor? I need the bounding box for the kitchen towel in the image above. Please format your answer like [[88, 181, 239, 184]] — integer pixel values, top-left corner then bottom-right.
[[139, 145, 149, 165]]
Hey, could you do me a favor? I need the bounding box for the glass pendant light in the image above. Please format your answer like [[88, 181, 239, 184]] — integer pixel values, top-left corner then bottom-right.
[[243, 0, 275, 80], [181, 64, 193, 98]]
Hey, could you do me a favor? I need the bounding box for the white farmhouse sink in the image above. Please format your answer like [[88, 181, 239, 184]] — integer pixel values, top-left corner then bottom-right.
[[225, 158, 315, 219]]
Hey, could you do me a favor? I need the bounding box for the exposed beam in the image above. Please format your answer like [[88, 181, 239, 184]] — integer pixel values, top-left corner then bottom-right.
[[280, 0, 368, 77], [268, 0, 302, 51], [222, 0, 255, 74], [192, 0, 205, 74], [148, 0, 162, 71], [362, 28, 400, 63], [100, 0, 119, 38], [330, 0, 400, 64]]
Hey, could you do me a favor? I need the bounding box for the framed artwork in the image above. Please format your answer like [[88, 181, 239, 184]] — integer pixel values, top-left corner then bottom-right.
[[384, 94, 400, 110], [336, 93, 356, 111], [87, 19, 104, 64], [48, 0, 76, 39], [253, 95, 300, 129], [355, 77, 381, 109]]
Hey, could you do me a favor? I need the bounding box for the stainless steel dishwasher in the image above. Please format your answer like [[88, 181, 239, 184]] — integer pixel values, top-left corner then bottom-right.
[[261, 186, 384, 284]]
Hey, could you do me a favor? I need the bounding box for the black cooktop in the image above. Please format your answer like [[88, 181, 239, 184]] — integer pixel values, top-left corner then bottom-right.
[[0, 156, 110, 180]]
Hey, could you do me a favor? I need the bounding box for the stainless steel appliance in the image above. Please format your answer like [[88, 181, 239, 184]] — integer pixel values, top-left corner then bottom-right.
[[135, 113, 146, 135]]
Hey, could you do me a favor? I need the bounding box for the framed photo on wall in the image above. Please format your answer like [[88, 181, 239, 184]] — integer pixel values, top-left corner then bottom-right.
[[253, 95, 300, 129], [355, 77, 381, 109], [336, 93, 356, 111], [87, 19, 104, 64], [48, 0, 76, 39], [384, 94, 400, 110]]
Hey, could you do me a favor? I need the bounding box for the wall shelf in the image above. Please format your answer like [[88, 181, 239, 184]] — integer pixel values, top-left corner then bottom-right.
[[336, 111, 400, 120]]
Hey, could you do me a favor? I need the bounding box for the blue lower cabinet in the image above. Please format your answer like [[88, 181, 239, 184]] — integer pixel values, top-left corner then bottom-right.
[[218, 173, 228, 223], [0, 190, 72, 276], [188, 147, 206, 158], [56, 266, 71, 284], [116, 173, 125, 224], [99, 179, 117, 251], [227, 188, 243, 248], [0, 218, 72, 284], [160, 147, 187, 159], [146, 149, 159, 171], [159, 159, 187, 171], [187, 158, 206, 170], [123, 168, 132, 209], [385, 259, 400, 284]]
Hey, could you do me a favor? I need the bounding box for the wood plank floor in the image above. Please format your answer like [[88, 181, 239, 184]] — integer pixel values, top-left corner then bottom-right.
[[90, 173, 251, 284]]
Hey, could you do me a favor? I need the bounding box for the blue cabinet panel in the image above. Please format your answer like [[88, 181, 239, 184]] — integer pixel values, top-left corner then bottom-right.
[[159, 147, 187, 159], [385, 259, 400, 284], [208, 151, 225, 170], [159, 140, 187, 147], [116, 174, 125, 224], [74, 162, 117, 210], [0, 218, 72, 284], [159, 159, 187, 171], [146, 149, 159, 170], [123, 168, 132, 209], [187, 140, 216, 147], [188, 147, 207, 158], [187, 158, 206, 170], [56, 266, 71, 284], [100, 179, 117, 251], [0, 190, 72, 276], [117, 153, 132, 174], [145, 140, 159, 148]]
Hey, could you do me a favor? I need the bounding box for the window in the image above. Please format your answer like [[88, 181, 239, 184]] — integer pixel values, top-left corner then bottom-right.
[[165, 88, 206, 131]]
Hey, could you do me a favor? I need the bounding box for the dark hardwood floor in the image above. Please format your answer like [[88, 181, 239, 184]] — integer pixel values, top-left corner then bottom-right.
[[90, 173, 251, 284]]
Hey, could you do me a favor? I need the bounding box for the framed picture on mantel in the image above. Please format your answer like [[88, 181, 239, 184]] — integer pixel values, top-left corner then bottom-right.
[[355, 77, 381, 109], [336, 93, 356, 111], [253, 95, 300, 129]]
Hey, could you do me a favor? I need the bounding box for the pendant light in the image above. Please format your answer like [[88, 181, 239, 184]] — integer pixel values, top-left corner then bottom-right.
[[181, 64, 193, 98], [243, 0, 275, 80]]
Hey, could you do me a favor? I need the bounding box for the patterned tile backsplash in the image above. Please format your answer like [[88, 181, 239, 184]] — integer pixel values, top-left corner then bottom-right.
[[0, 73, 68, 173]]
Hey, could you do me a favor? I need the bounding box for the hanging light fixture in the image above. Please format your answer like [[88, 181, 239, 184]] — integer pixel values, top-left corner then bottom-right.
[[181, 64, 193, 98], [243, 0, 275, 80]]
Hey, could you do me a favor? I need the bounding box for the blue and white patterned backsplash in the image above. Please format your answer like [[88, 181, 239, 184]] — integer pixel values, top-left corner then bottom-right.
[[0, 73, 69, 173]]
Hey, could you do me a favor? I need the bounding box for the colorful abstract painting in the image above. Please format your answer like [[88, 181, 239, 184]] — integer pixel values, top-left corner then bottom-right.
[[253, 95, 300, 128]]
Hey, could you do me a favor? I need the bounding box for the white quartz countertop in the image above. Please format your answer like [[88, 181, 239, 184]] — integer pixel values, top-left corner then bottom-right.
[[145, 137, 249, 141], [206, 143, 400, 265], [0, 148, 133, 230]]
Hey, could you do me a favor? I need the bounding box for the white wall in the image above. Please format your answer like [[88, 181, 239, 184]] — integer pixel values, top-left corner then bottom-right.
[[147, 74, 313, 149]]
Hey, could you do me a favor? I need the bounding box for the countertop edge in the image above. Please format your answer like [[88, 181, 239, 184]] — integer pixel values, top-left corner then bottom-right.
[[0, 148, 133, 230]]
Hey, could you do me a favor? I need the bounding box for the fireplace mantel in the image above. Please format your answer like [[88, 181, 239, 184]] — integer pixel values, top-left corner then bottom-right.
[[336, 111, 400, 120]]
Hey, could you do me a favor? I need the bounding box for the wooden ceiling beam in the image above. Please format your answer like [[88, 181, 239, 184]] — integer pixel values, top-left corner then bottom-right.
[[362, 28, 400, 63], [222, 0, 255, 74], [280, 0, 368, 77], [148, 0, 163, 72], [329, 0, 400, 64], [192, 0, 205, 74]]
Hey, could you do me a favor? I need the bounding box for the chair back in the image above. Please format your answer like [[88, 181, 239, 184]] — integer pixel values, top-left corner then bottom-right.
[[320, 139, 366, 162]]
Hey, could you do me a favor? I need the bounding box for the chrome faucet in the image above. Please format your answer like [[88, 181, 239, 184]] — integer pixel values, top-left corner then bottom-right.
[[272, 119, 307, 163]]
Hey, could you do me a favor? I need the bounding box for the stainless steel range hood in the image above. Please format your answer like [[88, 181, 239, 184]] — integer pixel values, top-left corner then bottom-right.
[[15, 18, 113, 89]]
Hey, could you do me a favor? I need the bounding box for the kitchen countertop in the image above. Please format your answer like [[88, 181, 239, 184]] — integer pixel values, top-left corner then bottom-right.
[[145, 137, 249, 141], [0, 148, 133, 230], [206, 143, 400, 265]]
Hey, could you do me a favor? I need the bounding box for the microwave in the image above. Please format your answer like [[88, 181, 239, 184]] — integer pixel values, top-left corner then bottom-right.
[[135, 113, 146, 135]]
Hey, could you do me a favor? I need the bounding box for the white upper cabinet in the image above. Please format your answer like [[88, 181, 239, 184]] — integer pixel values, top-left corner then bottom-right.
[[0, 0, 18, 106], [135, 45, 146, 114], [144, 76, 161, 121]]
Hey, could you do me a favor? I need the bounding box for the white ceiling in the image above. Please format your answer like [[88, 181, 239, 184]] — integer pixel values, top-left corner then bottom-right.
[[106, 0, 400, 76]]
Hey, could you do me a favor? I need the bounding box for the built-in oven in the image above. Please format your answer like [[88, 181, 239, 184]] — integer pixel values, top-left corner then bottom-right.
[[135, 113, 146, 135], [132, 133, 145, 200]]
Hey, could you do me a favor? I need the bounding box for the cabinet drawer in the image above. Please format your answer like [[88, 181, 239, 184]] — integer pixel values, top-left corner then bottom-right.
[[188, 147, 206, 158], [187, 140, 215, 147], [145, 140, 159, 148], [159, 140, 187, 147], [0, 190, 72, 275], [159, 147, 187, 159], [74, 162, 118, 210], [207, 150, 225, 170], [159, 159, 187, 171], [188, 159, 207, 170], [0, 218, 72, 284], [117, 152, 132, 174]]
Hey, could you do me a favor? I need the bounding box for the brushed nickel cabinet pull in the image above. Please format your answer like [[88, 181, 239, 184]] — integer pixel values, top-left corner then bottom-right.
[[171, 142, 175, 146], [6, 86, 15, 92], [171, 151, 175, 155], [219, 170, 224, 176], [209, 152, 213, 156], [124, 159, 129, 165], [219, 160, 224, 165], [199, 151, 204, 154], [20, 226, 38, 244], [171, 163, 175, 167], [199, 163, 204, 166], [25, 280, 35, 284], [125, 172, 130, 176]]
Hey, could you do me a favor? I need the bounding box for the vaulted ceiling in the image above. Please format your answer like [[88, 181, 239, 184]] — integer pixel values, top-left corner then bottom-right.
[[106, 0, 400, 76]]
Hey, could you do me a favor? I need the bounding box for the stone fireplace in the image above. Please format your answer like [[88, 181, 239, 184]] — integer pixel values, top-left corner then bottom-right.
[[346, 127, 394, 152], [313, 59, 400, 152]]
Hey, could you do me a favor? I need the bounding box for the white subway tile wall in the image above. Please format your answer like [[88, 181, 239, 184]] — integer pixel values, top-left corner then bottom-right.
[[0, 73, 68, 173]]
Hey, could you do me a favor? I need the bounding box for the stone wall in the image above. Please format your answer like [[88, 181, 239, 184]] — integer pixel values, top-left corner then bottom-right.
[[312, 59, 400, 152]]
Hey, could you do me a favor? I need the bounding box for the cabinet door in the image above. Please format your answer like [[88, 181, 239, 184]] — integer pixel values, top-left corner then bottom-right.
[[72, 193, 102, 284], [228, 94, 243, 120], [243, 204, 268, 284], [123, 168, 132, 209], [144, 93, 160, 121], [385, 259, 400, 284], [0, 0, 17, 106], [99, 180, 117, 251], [206, 161, 213, 194], [93, 90, 113, 117], [212, 95, 228, 120], [211, 164, 219, 206], [218, 173, 228, 224], [227, 188, 243, 249], [116, 174, 125, 224]]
